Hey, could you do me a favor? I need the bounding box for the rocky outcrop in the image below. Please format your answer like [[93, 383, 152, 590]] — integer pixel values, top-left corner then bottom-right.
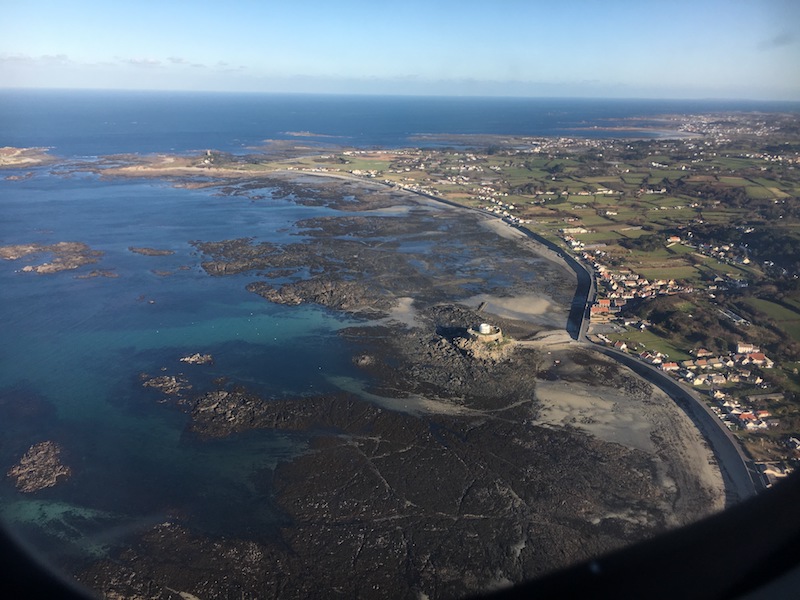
[[0, 146, 52, 168], [246, 279, 395, 313], [7, 441, 72, 493], [179, 353, 213, 365], [128, 246, 175, 256], [79, 389, 675, 599], [0, 242, 103, 273], [189, 388, 278, 438], [141, 374, 192, 398]]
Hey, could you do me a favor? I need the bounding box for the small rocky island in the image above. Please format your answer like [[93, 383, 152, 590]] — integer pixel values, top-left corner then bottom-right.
[[0, 242, 103, 274], [128, 246, 176, 256], [179, 352, 213, 365], [7, 441, 72, 493]]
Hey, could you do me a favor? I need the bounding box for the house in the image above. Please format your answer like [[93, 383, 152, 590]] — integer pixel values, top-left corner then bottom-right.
[[737, 342, 758, 354], [747, 353, 774, 368], [737, 412, 757, 425], [661, 362, 679, 372], [640, 351, 663, 365]]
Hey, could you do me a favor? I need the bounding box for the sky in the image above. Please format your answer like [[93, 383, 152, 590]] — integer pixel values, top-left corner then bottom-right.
[[1, 0, 799, 100]]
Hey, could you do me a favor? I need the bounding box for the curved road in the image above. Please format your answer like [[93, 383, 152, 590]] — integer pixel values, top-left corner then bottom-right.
[[511, 223, 760, 503], [513, 224, 759, 503], [353, 177, 761, 504], [595, 346, 761, 504]]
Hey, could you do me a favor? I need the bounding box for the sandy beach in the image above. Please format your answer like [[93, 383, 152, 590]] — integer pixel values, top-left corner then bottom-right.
[[533, 349, 725, 524]]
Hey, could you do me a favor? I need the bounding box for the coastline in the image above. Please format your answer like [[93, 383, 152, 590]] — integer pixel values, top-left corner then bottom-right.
[[93, 154, 737, 510], [1, 145, 740, 597], [397, 176, 754, 506], [93, 146, 744, 506]]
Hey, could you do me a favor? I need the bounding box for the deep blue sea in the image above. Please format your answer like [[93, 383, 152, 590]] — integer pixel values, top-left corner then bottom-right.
[[3, 89, 799, 156], [0, 90, 797, 572]]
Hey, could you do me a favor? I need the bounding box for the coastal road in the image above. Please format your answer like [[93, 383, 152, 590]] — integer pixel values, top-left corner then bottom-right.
[[353, 175, 761, 504], [594, 345, 761, 504], [510, 221, 760, 503], [495, 221, 760, 503]]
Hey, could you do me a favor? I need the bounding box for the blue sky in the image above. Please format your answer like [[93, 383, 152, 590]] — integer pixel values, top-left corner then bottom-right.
[[1, 0, 798, 99]]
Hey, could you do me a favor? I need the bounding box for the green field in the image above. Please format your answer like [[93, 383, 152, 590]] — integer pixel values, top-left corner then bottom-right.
[[745, 186, 775, 199], [637, 266, 700, 281], [743, 298, 800, 342], [615, 227, 650, 238], [574, 231, 622, 243], [607, 328, 692, 361]]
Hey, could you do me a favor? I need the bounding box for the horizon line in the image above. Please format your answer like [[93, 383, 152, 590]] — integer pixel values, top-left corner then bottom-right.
[[1, 86, 799, 105]]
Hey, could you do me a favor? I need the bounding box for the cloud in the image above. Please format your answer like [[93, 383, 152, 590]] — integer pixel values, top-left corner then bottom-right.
[[758, 31, 795, 50], [164, 57, 240, 71], [0, 53, 72, 65], [213, 61, 245, 73], [122, 57, 162, 68]]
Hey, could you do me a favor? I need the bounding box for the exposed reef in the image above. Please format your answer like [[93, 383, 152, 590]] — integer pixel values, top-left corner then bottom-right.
[[179, 353, 213, 365], [105, 296, 723, 599], [246, 278, 394, 313], [43, 173, 722, 599], [0, 146, 53, 168], [7, 441, 72, 493], [128, 246, 176, 256], [0, 242, 103, 274]]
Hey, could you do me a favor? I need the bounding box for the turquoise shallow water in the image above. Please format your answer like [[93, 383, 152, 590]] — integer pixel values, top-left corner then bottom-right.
[[0, 169, 364, 561]]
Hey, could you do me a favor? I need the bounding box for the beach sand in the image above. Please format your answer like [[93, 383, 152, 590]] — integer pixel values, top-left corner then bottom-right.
[[533, 348, 726, 524]]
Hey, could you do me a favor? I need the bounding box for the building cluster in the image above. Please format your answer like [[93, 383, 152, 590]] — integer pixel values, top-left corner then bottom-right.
[[602, 337, 782, 435], [349, 169, 379, 178], [692, 240, 752, 267], [710, 389, 782, 433], [610, 342, 775, 385], [478, 194, 532, 226], [677, 114, 782, 138], [578, 247, 693, 324]]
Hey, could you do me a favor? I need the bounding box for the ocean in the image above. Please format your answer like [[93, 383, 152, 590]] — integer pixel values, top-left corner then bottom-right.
[[0, 90, 797, 575], [3, 89, 799, 156]]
